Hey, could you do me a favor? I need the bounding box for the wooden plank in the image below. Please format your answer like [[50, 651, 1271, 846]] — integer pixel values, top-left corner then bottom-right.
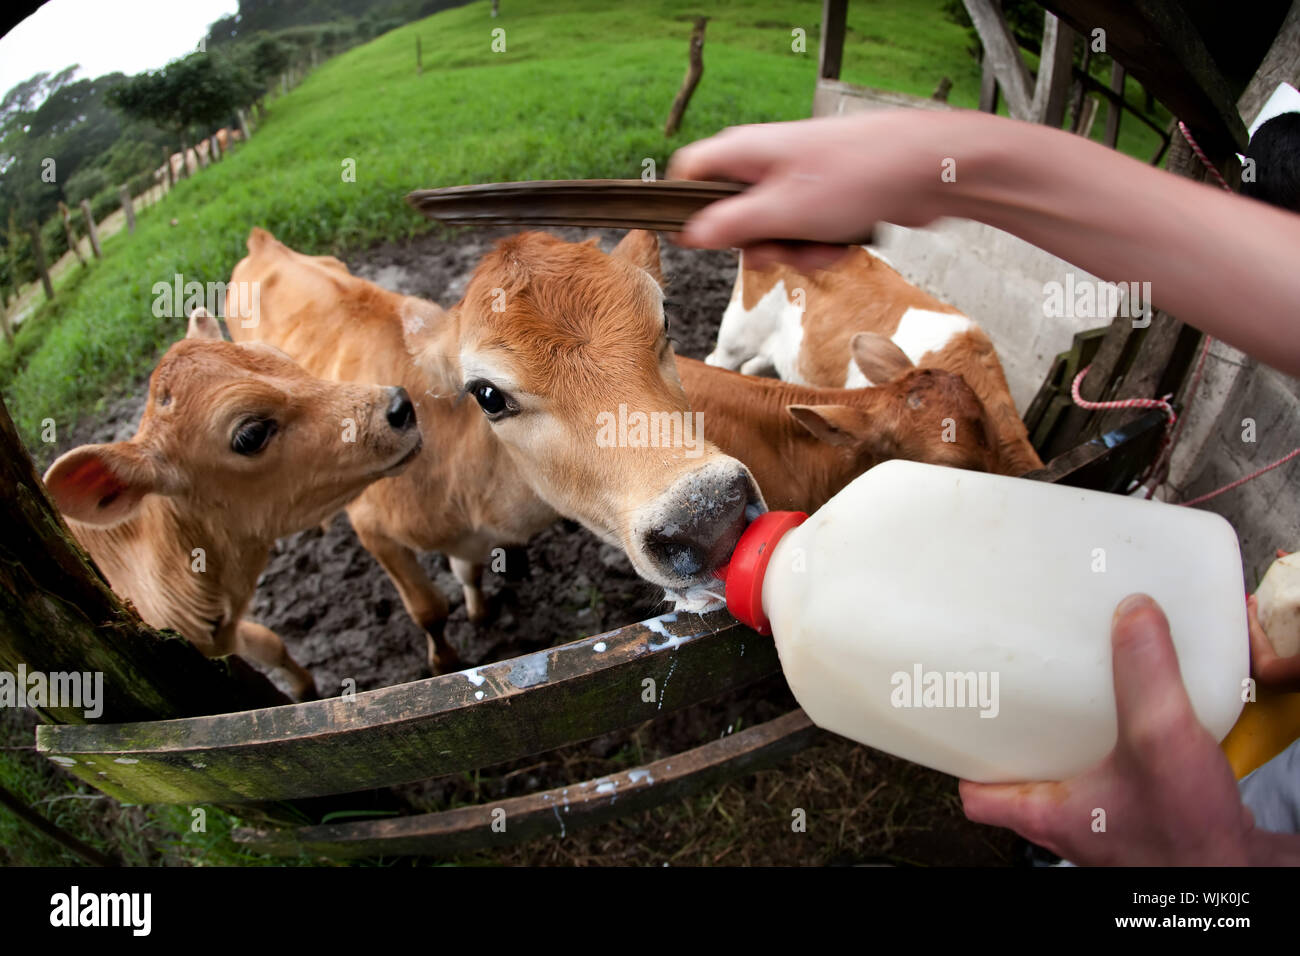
[[1024, 408, 1167, 491], [37, 609, 780, 805], [812, 78, 956, 118], [818, 0, 847, 81], [1103, 61, 1125, 148], [233, 710, 821, 858], [1236, 1, 1300, 122], [963, 0, 1034, 119], [979, 51, 1000, 113], [1033, 14, 1076, 127]]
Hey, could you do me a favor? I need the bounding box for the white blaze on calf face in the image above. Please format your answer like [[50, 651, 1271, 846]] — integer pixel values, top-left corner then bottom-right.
[[436, 230, 765, 590]]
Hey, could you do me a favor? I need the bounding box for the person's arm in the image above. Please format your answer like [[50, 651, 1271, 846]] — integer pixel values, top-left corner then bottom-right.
[[958, 593, 1300, 866], [668, 110, 1300, 378]]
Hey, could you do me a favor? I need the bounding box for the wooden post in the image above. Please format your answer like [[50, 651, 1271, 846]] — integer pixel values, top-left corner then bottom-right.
[[58, 202, 86, 267], [119, 185, 135, 234], [30, 225, 53, 300], [78, 199, 102, 260], [161, 146, 172, 191], [416, 36, 422, 75], [0, 395, 289, 724], [1031, 14, 1075, 127], [237, 108, 252, 140], [1075, 95, 1100, 138], [1069, 45, 1093, 133], [210, 133, 221, 163], [964, 0, 1034, 119], [664, 17, 707, 137], [819, 0, 847, 80], [932, 76, 953, 102], [0, 286, 13, 345], [1104, 61, 1126, 148], [979, 50, 1000, 113]]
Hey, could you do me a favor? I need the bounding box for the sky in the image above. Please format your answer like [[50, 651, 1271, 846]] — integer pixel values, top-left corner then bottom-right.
[[0, 0, 239, 102]]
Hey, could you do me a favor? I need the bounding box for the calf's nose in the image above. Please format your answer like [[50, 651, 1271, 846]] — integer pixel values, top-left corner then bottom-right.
[[644, 469, 756, 581], [386, 386, 416, 431]]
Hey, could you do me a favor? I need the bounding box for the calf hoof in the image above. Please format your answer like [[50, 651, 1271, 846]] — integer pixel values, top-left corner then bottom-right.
[[465, 592, 490, 625]]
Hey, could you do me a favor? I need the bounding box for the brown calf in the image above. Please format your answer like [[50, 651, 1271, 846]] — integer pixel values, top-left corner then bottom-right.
[[706, 246, 1043, 476], [679, 333, 999, 512], [42, 311, 421, 698]]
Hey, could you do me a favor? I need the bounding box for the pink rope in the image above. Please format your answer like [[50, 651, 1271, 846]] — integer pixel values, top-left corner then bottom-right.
[[1180, 448, 1300, 507], [1177, 121, 1232, 191], [1070, 364, 1176, 427]]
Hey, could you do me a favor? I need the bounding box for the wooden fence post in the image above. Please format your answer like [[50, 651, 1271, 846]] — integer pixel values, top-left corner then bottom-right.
[[29, 225, 53, 300], [0, 286, 13, 344], [819, 0, 847, 80], [78, 200, 102, 260], [664, 17, 707, 137], [210, 133, 221, 163], [932, 76, 953, 101], [237, 108, 252, 140], [119, 185, 135, 234], [58, 202, 86, 267]]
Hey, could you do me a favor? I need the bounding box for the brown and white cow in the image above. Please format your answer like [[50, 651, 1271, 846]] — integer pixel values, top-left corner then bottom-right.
[[228, 228, 763, 672], [679, 333, 1000, 512], [42, 310, 422, 699], [706, 246, 1043, 476]]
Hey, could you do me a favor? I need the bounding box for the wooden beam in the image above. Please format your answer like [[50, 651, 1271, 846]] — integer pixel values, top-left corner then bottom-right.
[[1103, 60, 1125, 148], [233, 710, 821, 858], [819, 0, 848, 80], [1236, 0, 1300, 122], [38, 609, 780, 804], [964, 0, 1034, 119], [1032, 14, 1076, 126]]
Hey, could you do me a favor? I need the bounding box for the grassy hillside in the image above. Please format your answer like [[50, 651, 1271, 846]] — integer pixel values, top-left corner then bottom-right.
[[0, 0, 1166, 450]]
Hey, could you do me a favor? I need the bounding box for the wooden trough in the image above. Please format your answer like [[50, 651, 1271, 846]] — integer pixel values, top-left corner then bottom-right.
[[7, 0, 1272, 860]]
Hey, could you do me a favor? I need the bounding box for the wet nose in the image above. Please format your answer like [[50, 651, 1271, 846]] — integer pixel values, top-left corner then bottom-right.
[[644, 469, 757, 581], [386, 387, 416, 431]]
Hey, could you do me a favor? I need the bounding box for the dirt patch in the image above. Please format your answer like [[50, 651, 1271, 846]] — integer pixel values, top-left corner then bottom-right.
[[27, 226, 1021, 866]]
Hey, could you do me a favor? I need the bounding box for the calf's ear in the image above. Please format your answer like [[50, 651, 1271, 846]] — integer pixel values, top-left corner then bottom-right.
[[186, 307, 224, 341], [787, 404, 870, 447], [400, 296, 460, 392], [612, 229, 664, 287], [43, 443, 178, 527], [850, 332, 912, 386]]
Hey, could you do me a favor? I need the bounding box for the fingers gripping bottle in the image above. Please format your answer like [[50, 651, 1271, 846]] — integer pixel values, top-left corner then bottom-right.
[[717, 459, 1249, 782]]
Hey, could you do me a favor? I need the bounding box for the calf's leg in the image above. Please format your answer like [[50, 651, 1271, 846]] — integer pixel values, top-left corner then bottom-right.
[[449, 555, 488, 624], [235, 619, 318, 700], [352, 521, 462, 674]]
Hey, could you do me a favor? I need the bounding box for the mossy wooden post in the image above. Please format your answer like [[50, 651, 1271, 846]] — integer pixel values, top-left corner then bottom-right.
[[119, 185, 135, 234], [0, 285, 13, 344], [663, 17, 707, 136], [77, 200, 102, 260], [237, 108, 252, 140], [0, 393, 289, 725], [29, 224, 53, 300], [58, 202, 85, 267]]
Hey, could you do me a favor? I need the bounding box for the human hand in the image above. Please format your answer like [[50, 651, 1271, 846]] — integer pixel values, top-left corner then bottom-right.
[[667, 110, 983, 270], [959, 593, 1257, 865], [1247, 593, 1300, 692]]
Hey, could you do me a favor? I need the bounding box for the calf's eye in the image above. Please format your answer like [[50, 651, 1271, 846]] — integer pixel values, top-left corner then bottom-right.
[[466, 380, 514, 419], [231, 418, 277, 455]]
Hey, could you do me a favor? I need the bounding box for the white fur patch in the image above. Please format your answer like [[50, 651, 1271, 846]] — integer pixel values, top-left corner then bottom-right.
[[890, 308, 973, 365]]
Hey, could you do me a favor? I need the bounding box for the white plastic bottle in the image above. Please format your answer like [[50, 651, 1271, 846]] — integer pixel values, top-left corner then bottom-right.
[[719, 459, 1249, 782]]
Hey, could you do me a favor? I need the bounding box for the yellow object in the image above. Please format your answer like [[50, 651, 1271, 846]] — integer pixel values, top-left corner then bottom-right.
[[1221, 687, 1300, 779]]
